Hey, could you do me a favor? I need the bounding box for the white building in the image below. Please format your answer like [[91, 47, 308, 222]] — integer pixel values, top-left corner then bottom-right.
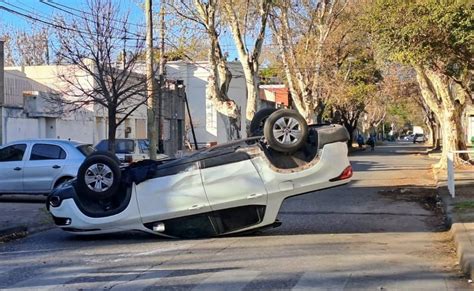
[[165, 61, 247, 146], [1, 64, 148, 145], [0, 40, 247, 150]]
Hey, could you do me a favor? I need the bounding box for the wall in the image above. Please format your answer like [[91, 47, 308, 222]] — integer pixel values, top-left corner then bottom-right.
[[3, 64, 149, 146], [166, 61, 247, 145], [1, 106, 95, 144]]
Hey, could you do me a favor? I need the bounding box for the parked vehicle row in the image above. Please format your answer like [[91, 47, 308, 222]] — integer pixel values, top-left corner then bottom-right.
[[0, 138, 167, 195], [0, 140, 93, 195]]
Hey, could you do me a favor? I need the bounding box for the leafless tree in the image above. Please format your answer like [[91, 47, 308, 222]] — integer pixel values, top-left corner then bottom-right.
[[270, 0, 349, 122], [0, 24, 50, 66], [52, 0, 148, 153], [221, 0, 272, 124], [170, 0, 241, 140]]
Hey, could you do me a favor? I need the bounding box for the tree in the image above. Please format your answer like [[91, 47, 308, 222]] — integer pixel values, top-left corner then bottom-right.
[[221, 0, 272, 124], [0, 24, 50, 66], [316, 2, 382, 146], [170, 0, 241, 140], [366, 0, 473, 167], [52, 0, 148, 153], [269, 0, 349, 122]]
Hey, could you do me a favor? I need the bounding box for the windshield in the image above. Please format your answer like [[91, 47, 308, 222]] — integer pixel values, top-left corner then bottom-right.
[[95, 139, 135, 154]]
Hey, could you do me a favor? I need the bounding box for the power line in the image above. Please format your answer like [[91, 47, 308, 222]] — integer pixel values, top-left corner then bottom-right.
[[38, 0, 146, 39], [0, 4, 146, 41], [47, 0, 147, 28]]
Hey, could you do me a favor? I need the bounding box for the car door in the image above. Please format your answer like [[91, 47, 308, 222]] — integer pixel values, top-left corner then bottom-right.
[[23, 143, 67, 193], [200, 152, 268, 211], [0, 143, 27, 193], [135, 161, 212, 223]]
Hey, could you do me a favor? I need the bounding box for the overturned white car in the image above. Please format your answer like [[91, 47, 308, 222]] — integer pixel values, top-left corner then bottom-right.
[[48, 109, 352, 238]]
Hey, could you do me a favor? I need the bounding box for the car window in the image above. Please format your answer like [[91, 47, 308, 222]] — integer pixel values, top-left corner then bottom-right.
[[116, 140, 134, 154], [77, 144, 95, 157], [95, 140, 134, 154], [30, 144, 66, 160], [0, 144, 27, 162]]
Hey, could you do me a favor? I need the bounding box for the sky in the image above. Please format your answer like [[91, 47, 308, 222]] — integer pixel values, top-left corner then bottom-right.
[[0, 0, 147, 36], [0, 0, 258, 62]]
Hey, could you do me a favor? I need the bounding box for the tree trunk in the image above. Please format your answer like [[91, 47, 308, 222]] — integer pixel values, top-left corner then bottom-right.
[[107, 108, 117, 154], [242, 61, 259, 122], [344, 122, 354, 148], [426, 69, 469, 167], [316, 100, 325, 124], [427, 112, 440, 150]]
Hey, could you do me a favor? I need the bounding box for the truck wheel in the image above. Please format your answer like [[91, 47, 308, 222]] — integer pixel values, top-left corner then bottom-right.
[[249, 108, 277, 137], [264, 109, 308, 153], [76, 152, 121, 200]]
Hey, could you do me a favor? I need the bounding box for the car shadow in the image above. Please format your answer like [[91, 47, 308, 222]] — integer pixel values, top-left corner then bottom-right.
[[0, 195, 46, 204]]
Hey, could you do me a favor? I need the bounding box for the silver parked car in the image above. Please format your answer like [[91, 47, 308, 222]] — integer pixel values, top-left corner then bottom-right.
[[0, 139, 94, 195]]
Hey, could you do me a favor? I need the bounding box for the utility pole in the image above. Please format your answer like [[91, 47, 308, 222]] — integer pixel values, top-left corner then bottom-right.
[[157, 0, 165, 153], [0, 40, 4, 145], [146, 0, 157, 160]]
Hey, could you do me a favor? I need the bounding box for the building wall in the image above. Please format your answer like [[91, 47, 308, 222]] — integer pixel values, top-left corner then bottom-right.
[[166, 61, 247, 145], [3, 65, 149, 146], [465, 105, 474, 144], [1, 106, 95, 144]]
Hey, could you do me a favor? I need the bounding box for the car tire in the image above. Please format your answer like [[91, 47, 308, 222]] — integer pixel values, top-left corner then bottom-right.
[[249, 108, 278, 137], [76, 151, 121, 200], [263, 109, 308, 153]]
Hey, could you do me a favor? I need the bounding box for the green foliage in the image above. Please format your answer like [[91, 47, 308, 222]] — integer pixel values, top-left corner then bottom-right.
[[365, 0, 473, 77], [259, 66, 281, 84]]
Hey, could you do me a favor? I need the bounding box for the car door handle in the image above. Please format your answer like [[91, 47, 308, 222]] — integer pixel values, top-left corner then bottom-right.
[[13, 167, 22, 171], [247, 193, 264, 199], [52, 165, 61, 169], [188, 204, 205, 210]]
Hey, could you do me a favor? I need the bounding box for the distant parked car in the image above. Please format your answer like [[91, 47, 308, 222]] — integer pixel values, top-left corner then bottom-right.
[[95, 139, 168, 165], [413, 133, 426, 143], [403, 134, 415, 142], [0, 140, 94, 195]]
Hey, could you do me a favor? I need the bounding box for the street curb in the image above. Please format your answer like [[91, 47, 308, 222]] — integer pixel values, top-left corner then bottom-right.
[[438, 181, 474, 279], [450, 223, 474, 279]]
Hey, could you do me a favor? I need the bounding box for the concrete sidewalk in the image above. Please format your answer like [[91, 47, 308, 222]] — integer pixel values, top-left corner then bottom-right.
[[0, 195, 54, 242], [435, 167, 474, 279]]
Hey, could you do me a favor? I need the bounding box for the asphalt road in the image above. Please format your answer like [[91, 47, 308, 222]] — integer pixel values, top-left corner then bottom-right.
[[0, 142, 470, 290]]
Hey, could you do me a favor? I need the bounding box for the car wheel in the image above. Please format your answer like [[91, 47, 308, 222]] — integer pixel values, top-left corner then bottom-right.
[[249, 108, 278, 137], [76, 152, 121, 200], [263, 109, 308, 153]]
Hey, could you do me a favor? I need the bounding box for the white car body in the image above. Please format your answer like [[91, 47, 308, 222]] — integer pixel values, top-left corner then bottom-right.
[[48, 124, 352, 238], [0, 140, 92, 194]]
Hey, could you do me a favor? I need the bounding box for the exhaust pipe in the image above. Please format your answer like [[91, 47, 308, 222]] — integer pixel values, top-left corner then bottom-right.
[[49, 196, 61, 207]]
